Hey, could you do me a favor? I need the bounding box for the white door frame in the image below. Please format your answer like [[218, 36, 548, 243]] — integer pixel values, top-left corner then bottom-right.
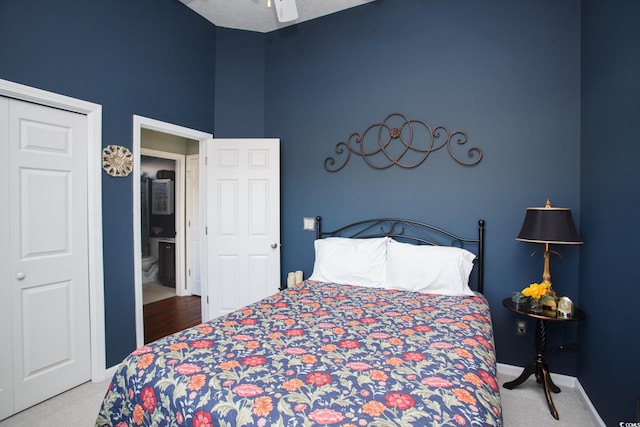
[[132, 115, 212, 347], [185, 154, 201, 296], [0, 79, 106, 381]]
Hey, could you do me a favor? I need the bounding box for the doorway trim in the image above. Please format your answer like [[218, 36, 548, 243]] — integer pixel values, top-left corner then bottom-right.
[[132, 115, 212, 347], [0, 79, 106, 381]]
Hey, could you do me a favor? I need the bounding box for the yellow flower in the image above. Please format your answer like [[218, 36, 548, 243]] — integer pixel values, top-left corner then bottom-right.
[[521, 283, 550, 299]]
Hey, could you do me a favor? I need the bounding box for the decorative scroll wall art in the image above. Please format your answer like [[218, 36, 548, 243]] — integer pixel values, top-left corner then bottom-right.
[[324, 113, 483, 172], [102, 145, 133, 177]]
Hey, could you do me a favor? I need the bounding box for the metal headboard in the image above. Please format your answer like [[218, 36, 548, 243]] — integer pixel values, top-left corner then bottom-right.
[[315, 216, 485, 293]]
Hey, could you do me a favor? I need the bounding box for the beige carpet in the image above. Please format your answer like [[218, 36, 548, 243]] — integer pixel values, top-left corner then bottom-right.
[[143, 281, 176, 304], [0, 369, 603, 426], [499, 371, 601, 427], [0, 378, 110, 427]]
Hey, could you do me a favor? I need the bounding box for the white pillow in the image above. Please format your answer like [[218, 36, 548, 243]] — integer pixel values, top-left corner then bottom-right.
[[384, 239, 476, 296], [309, 237, 388, 288]]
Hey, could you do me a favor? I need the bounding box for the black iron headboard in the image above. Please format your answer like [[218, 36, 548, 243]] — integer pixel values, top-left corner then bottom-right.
[[315, 216, 485, 293]]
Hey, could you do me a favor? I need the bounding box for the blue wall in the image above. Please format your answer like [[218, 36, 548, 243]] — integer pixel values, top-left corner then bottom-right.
[[580, 1, 640, 424], [266, 0, 583, 375], [214, 28, 266, 137], [0, 0, 217, 366]]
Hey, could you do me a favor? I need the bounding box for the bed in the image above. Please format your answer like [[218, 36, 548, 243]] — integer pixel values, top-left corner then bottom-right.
[[96, 217, 501, 426]]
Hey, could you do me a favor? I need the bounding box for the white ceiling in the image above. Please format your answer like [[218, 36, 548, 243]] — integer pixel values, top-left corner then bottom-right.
[[179, 0, 375, 33]]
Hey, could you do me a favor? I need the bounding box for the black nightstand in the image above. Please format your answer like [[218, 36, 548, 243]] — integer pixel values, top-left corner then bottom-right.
[[501, 297, 584, 420]]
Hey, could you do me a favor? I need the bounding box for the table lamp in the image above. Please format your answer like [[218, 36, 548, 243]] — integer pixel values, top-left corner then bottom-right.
[[516, 199, 582, 295]]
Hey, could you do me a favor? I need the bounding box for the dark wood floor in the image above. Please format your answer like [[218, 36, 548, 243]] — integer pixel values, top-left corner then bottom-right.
[[143, 295, 202, 344]]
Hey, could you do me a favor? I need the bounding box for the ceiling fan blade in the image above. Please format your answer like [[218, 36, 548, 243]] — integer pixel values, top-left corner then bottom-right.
[[275, 0, 298, 22]]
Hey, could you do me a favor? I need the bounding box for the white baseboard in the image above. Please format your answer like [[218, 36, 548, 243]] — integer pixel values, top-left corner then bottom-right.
[[574, 378, 606, 427], [497, 363, 605, 427], [93, 365, 118, 385]]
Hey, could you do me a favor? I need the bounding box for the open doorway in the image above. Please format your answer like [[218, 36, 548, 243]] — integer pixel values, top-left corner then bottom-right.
[[140, 152, 178, 304], [132, 116, 212, 347]]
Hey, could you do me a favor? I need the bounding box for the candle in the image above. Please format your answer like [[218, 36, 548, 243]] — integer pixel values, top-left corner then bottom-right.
[[287, 272, 295, 288], [295, 270, 303, 284]]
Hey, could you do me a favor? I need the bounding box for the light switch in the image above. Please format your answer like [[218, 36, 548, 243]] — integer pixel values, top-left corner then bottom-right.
[[303, 217, 315, 231]]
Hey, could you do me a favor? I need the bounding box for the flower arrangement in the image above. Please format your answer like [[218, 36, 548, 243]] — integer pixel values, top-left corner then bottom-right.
[[520, 282, 551, 300], [518, 282, 556, 313]]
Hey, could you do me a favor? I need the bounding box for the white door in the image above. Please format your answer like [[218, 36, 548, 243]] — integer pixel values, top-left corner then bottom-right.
[[186, 154, 201, 296], [204, 139, 280, 320], [0, 97, 91, 419]]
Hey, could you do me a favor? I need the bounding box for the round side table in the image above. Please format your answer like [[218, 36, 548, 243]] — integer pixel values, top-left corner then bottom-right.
[[501, 297, 584, 420]]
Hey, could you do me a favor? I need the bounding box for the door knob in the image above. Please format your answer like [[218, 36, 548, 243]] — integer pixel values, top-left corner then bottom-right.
[[271, 243, 279, 248], [16, 272, 25, 280]]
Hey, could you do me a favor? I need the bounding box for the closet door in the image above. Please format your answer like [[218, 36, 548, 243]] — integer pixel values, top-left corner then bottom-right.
[[0, 97, 91, 419]]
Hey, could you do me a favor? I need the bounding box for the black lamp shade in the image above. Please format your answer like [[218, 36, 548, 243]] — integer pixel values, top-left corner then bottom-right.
[[517, 207, 583, 244]]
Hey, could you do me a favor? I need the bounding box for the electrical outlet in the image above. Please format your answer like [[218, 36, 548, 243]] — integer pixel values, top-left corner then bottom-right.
[[516, 320, 527, 336]]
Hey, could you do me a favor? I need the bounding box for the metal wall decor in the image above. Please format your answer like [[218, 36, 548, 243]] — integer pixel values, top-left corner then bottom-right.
[[102, 144, 133, 177], [323, 113, 483, 172]]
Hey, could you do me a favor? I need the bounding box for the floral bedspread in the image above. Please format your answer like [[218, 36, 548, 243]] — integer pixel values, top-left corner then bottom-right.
[[96, 282, 502, 426]]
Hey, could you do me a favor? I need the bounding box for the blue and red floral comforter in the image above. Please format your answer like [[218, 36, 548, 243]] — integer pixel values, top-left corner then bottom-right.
[[96, 282, 502, 426]]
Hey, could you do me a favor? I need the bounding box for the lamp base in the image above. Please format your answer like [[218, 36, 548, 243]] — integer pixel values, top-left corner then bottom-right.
[[541, 243, 556, 297], [542, 281, 556, 298]]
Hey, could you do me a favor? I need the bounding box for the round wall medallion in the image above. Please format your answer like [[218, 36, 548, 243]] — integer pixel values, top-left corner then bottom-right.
[[102, 145, 133, 177]]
